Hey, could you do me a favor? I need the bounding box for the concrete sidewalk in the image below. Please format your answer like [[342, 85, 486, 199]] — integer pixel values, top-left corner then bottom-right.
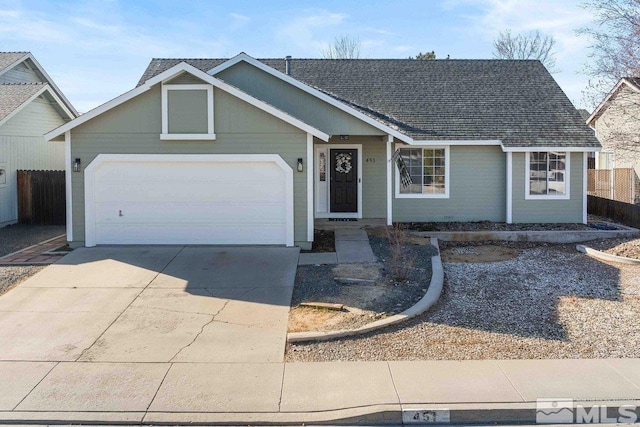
[[1, 358, 639, 425]]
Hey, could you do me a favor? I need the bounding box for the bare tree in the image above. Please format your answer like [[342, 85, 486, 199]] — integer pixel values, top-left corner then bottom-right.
[[322, 36, 361, 59], [410, 51, 436, 60], [580, 0, 640, 165], [493, 30, 558, 72], [579, 0, 640, 106]]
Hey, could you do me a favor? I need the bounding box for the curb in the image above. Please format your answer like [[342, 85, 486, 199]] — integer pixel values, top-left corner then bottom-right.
[[2, 400, 639, 425], [287, 237, 444, 343], [576, 244, 640, 265]]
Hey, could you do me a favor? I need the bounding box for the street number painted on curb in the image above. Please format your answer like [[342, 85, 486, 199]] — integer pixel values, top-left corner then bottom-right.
[[403, 408, 451, 424]]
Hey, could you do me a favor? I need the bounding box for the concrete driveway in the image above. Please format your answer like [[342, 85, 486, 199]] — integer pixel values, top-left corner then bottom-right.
[[0, 245, 299, 363]]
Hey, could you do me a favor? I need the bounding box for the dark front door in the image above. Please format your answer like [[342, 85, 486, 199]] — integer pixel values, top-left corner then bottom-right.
[[330, 148, 358, 213]]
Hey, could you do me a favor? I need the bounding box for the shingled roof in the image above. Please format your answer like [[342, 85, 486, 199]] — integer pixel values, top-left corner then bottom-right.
[[0, 82, 46, 123], [0, 52, 28, 73], [139, 57, 599, 148]]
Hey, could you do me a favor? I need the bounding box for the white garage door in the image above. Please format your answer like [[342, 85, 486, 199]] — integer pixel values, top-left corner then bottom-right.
[[84, 154, 293, 246]]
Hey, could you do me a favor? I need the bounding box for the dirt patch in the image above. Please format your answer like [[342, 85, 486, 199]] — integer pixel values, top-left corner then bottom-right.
[[301, 229, 335, 253], [441, 245, 519, 263], [288, 234, 437, 333], [288, 306, 380, 333]]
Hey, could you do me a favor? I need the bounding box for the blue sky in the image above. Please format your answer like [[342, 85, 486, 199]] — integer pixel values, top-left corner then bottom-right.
[[0, 0, 595, 113]]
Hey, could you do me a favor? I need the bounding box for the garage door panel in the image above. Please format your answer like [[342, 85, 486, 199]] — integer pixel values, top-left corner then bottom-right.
[[94, 202, 287, 224], [95, 162, 284, 183], [94, 180, 285, 204], [87, 156, 292, 246], [95, 223, 286, 245]]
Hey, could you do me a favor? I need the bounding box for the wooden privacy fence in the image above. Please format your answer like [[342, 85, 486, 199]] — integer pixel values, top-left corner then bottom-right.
[[17, 170, 65, 225], [587, 168, 639, 204], [588, 195, 640, 229]]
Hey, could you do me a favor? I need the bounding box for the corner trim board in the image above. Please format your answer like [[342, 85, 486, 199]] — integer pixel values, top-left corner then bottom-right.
[[583, 152, 588, 224], [65, 131, 73, 241], [506, 151, 513, 224], [307, 134, 314, 242], [386, 135, 393, 225]]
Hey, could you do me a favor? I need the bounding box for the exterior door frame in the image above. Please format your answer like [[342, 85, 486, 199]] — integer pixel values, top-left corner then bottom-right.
[[315, 144, 362, 219]]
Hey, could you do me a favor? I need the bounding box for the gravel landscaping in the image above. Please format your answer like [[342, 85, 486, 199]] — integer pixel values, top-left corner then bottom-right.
[[286, 241, 640, 361], [0, 224, 65, 257], [0, 265, 44, 296], [398, 215, 626, 232], [585, 237, 640, 260]]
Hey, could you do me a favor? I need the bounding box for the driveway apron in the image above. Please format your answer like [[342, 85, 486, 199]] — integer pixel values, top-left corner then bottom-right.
[[0, 246, 299, 363]]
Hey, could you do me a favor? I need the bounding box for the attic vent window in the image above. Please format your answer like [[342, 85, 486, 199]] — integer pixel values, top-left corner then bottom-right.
[[161, 83, 216, 141]]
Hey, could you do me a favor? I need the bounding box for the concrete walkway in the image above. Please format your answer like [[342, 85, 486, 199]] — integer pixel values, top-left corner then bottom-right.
[[0, 358, 639, 424], [298, 228, 377, 265], [0, 234, 66, 265]]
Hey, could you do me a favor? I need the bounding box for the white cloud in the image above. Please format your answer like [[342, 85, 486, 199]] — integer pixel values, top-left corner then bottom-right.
[[229, 12, 250, 29], [275, 9, 348, 53]]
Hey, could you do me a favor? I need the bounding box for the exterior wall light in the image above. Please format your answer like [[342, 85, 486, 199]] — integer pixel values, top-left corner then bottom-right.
[[297, 158, 304, 172], [73, 158, 81, 172]]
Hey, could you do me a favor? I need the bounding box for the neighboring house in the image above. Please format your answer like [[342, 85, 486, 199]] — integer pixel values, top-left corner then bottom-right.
[[0, 52, 77, 226], [587, 78, 640, 202], [45, 53, 599, 249]]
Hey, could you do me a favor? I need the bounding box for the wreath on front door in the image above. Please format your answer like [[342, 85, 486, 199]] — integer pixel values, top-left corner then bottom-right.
[[335, 153, 353, 174]]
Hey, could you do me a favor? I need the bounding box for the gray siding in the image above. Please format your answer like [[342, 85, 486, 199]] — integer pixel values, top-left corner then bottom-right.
[[167, 90, 208, 133], [70, 85, 309, 246], [393, 145, 506, 222], [217, 61, 385, 136], [0, 62, 41, 84], [165, 72, 208, 85], [511, 152, 584, 223]]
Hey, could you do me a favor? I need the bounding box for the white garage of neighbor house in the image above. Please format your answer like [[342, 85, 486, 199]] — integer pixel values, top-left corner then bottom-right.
[[45, 53, 599, 249]]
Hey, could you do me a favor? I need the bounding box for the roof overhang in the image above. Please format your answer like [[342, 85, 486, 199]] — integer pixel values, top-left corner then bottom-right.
[[501, 145, 601, 152], [587, 78, 640, 127], [398, 139, 599, 152], [46, 62, 330, 142], [0, 84, 75, 128], [207, 53, 414, 144], [0, 53, 78, 118]]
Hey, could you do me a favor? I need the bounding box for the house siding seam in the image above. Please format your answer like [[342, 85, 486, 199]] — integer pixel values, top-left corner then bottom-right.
[[392, 145, 506, 222], [69, 85, 309, 245], [511, 152, 583, 223]]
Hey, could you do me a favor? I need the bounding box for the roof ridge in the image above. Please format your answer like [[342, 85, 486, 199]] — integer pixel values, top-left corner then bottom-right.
[[149, 57, 540, 62], [0, 51, 29, 54]]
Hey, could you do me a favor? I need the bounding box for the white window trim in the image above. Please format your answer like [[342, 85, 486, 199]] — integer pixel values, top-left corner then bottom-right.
[[394, 144, 450, 199], [161, 84, 215, 140], [525, 151, 571, 200]]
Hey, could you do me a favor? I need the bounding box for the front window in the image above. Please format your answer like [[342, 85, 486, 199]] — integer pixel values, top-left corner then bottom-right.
[[528, 151, 568, 197], [398, 147, 448, 197]]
